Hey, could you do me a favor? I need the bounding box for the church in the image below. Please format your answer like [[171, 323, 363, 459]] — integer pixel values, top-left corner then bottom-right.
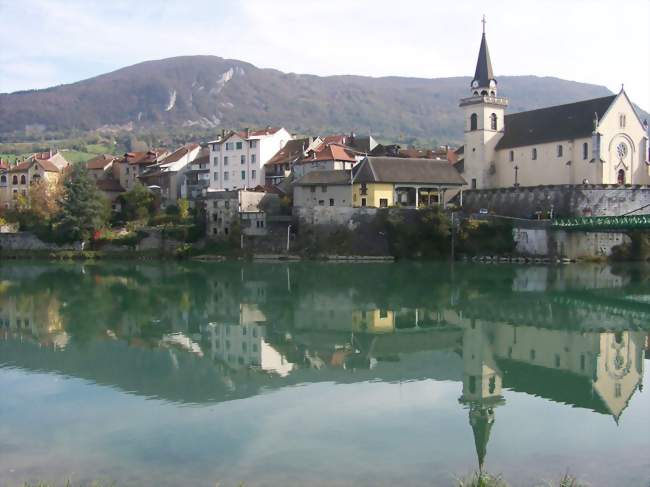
[[459, 23, 650, 190]]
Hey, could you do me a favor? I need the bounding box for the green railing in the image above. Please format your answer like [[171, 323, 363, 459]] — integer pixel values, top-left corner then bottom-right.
[[552, 214, 650, 231]]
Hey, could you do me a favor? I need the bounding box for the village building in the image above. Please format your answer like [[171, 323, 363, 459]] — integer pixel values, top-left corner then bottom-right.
[[138, 143, 201, 205], [293, 142, 361, 179], [0, 151, 70, 209], [86, 154, 119, 181], [112, 149, 169, 192], [203, 188, 280, 237], [208, 127, 292, 191], [352, 157, 466, 208], [264, 137, 321, 186], [180, 147, 211, 201], [460, 24, 650, 189], [293, 170, 353, 208]]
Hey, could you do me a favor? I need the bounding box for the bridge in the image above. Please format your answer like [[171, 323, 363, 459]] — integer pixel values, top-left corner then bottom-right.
[[551, 214, 650, 231]]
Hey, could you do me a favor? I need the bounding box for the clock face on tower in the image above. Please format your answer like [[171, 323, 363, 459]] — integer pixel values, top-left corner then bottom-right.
[[472, 80, 479, 88], [489, 80, 496, 89]]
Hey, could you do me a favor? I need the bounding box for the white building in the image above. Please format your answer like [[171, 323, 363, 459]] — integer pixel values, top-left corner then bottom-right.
[[208, 127, 292, 191], [460, 25, 650, 189]]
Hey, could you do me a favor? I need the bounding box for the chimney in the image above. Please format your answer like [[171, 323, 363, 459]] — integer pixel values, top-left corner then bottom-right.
[[221, 128, 226, 139], [245, 127, 251, 138]]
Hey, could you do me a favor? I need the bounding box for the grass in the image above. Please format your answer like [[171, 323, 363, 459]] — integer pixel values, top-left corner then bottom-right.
[[456, 472, 587, 487]]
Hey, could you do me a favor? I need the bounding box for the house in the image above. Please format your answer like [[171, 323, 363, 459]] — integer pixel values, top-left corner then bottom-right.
[[322, 133, 379, 153], [293, 142, 361, 178], [0, 152, 70, 209], [96, 178, 126, 212], [138, 143, 201, 205], [264, 137, 321, 186], [86, 154, 118, 181], [203, 188, 280, 237], [352, 157, 466, 208], [113, 149, 169, 192], [209, 127, 292, 191], [293, 170, 353, 208], [180, 147, 211, 201], [460, 25, 650, 189]]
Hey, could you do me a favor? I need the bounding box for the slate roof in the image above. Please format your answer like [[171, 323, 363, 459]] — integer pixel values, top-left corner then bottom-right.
[[473, 32, 495, 88], [495, 95, 616, 150], [162, 144, 200, 165], [295, 170, 351, 186], [353, 157, 466, 186]]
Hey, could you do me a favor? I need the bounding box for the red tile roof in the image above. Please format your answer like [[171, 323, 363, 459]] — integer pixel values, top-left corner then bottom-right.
[[37, 159, 61, 172], [266, 138, 313, 166], [86, 154, 117, 170], [162, 144, 200, 164], [221, 127, 283, 142], [299, 143, 357, 164], [8, 161, 32, 172]]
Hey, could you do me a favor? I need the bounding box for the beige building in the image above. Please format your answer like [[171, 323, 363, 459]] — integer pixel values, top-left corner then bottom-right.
[[460, 27, 650, 189], [0, 152, 70, 209]]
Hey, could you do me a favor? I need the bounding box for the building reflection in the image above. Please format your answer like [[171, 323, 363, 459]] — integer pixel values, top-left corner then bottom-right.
[[0, 262, 648, 472]]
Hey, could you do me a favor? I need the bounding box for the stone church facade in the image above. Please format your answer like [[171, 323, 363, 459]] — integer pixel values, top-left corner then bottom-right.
[[460, 26, 650, 190]]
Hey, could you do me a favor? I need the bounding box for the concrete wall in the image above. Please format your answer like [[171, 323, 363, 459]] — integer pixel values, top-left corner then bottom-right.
[[294, 184, 353, 209], [295, 206, 378, 227], [462, 185, 650, 218], [0, 232, 77, 251]]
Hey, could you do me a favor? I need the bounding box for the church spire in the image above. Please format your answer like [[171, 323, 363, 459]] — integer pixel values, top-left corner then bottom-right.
[[471, 16, 497, 96], [469, 403, 495, 472]]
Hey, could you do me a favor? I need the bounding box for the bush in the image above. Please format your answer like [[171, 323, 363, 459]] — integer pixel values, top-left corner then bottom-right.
[[457, 218, 514, 256]]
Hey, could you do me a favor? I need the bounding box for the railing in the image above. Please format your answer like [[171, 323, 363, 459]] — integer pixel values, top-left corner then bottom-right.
[[552, 215, 650, 231]]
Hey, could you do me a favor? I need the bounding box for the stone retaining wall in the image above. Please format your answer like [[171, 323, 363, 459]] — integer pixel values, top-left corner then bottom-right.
[[462, 185, 650, 218]]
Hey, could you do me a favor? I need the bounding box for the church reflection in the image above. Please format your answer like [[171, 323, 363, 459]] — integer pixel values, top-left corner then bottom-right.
[[0, 262, 648, 472]]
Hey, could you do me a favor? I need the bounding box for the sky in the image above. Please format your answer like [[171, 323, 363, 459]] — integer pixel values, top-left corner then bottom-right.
[[0, 0, 648, 111]]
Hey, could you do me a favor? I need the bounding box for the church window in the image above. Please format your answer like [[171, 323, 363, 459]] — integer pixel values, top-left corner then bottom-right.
[[532, 148, 538, 160], [488, 376, 496, 394], [490, 113, 497, 130], [619, 114, 626, 128], [509, 150, 514, 162], [582, 142, 588, 160], [470, 113, 478, 131], [615, 383, 621, 398], [617, 169, 626, 185], [557, 145, 563, 157], [471, 178, 477, 189]]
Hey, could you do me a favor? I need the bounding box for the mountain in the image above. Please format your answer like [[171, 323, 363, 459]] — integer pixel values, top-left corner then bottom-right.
[[0, 55, 637, 144]]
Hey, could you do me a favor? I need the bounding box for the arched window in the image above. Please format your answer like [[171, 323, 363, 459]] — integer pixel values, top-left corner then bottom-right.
[[0, 175, 6, 184], [470, 113, 478, 131], [582, 142, 588, 160], [12, 175, 17, 185], [617, 169, 625, 185], [480, 90, 488, 96], [490, 113, 497, 130], [488, 376, 496, 394], [532, 148, 538, 160], [20, 175, 26, 185]]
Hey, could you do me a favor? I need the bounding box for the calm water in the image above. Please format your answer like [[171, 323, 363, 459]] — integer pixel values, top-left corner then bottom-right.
[[0, 261, 649, 487]]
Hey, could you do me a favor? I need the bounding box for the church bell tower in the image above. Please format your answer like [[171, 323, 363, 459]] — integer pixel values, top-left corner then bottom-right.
[[459, 17, 508, 190]]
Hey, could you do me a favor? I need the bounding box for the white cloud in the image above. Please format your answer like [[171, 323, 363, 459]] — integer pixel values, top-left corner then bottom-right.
[[0, 0, 648, 110]]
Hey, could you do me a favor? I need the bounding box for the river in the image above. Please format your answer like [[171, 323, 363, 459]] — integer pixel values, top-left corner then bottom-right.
[[0, 261, 648, 486]]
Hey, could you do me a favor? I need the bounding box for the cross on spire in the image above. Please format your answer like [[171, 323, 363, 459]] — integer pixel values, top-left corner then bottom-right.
[[482, 15, 486, 34]]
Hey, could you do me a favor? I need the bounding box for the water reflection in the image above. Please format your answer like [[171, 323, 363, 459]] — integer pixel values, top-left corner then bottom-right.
[[0, 262, 648, 477]]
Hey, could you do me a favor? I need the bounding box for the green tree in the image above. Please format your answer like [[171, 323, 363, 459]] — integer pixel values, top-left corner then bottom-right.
[[177, 198, 190, 220], [119, 183, 155, 222], [56, 164, 109, 241]]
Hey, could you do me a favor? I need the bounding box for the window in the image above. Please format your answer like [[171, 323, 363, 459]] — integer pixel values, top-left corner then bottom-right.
[[20, 175, 26, 185], [251, 170, 256, 180], [224, 172, 229, 181], [557, 145, 563, 157], [554, 354, 561, 368], [509, 150, 514, 162], [619, 114, 626, 128], [580, 354, 586, 371], [224, 200, 230, 209], [225, 142, 234, 151], [310, 186, 315, 193], [379, 198, 388, 208], [470, 113, 478, 131], [615, 383, 621, 398], [361, 197, 367, 207], [468, 376, 476, 394], [241, 170, 246, 180], [618, 169, 625, 185], [321, 185, 327, 192], [318, 200, 324, 206], [1, 175, 6, 184], [530, 349, 536, 361], [251, 154, 256, 164], [249, 140, 257, 149], [213, 172, 218, 181], [213, 143, 221, 152], [329, 198, 334, 206], [488, 376, 496, 394], [240, 155, 246, 164], [471, 178, 477, 189], [236, 142, 243, 150], [490, 113, 497, 130], [360, 183, 368, 195], [582, 142, 588, 160], [532, 148, 537, 160]]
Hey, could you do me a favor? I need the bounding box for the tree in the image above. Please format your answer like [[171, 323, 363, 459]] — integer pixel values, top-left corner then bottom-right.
[[177, 198, 190, 220], [119, 183, 155, 222], [56, 164, 110, 242]]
